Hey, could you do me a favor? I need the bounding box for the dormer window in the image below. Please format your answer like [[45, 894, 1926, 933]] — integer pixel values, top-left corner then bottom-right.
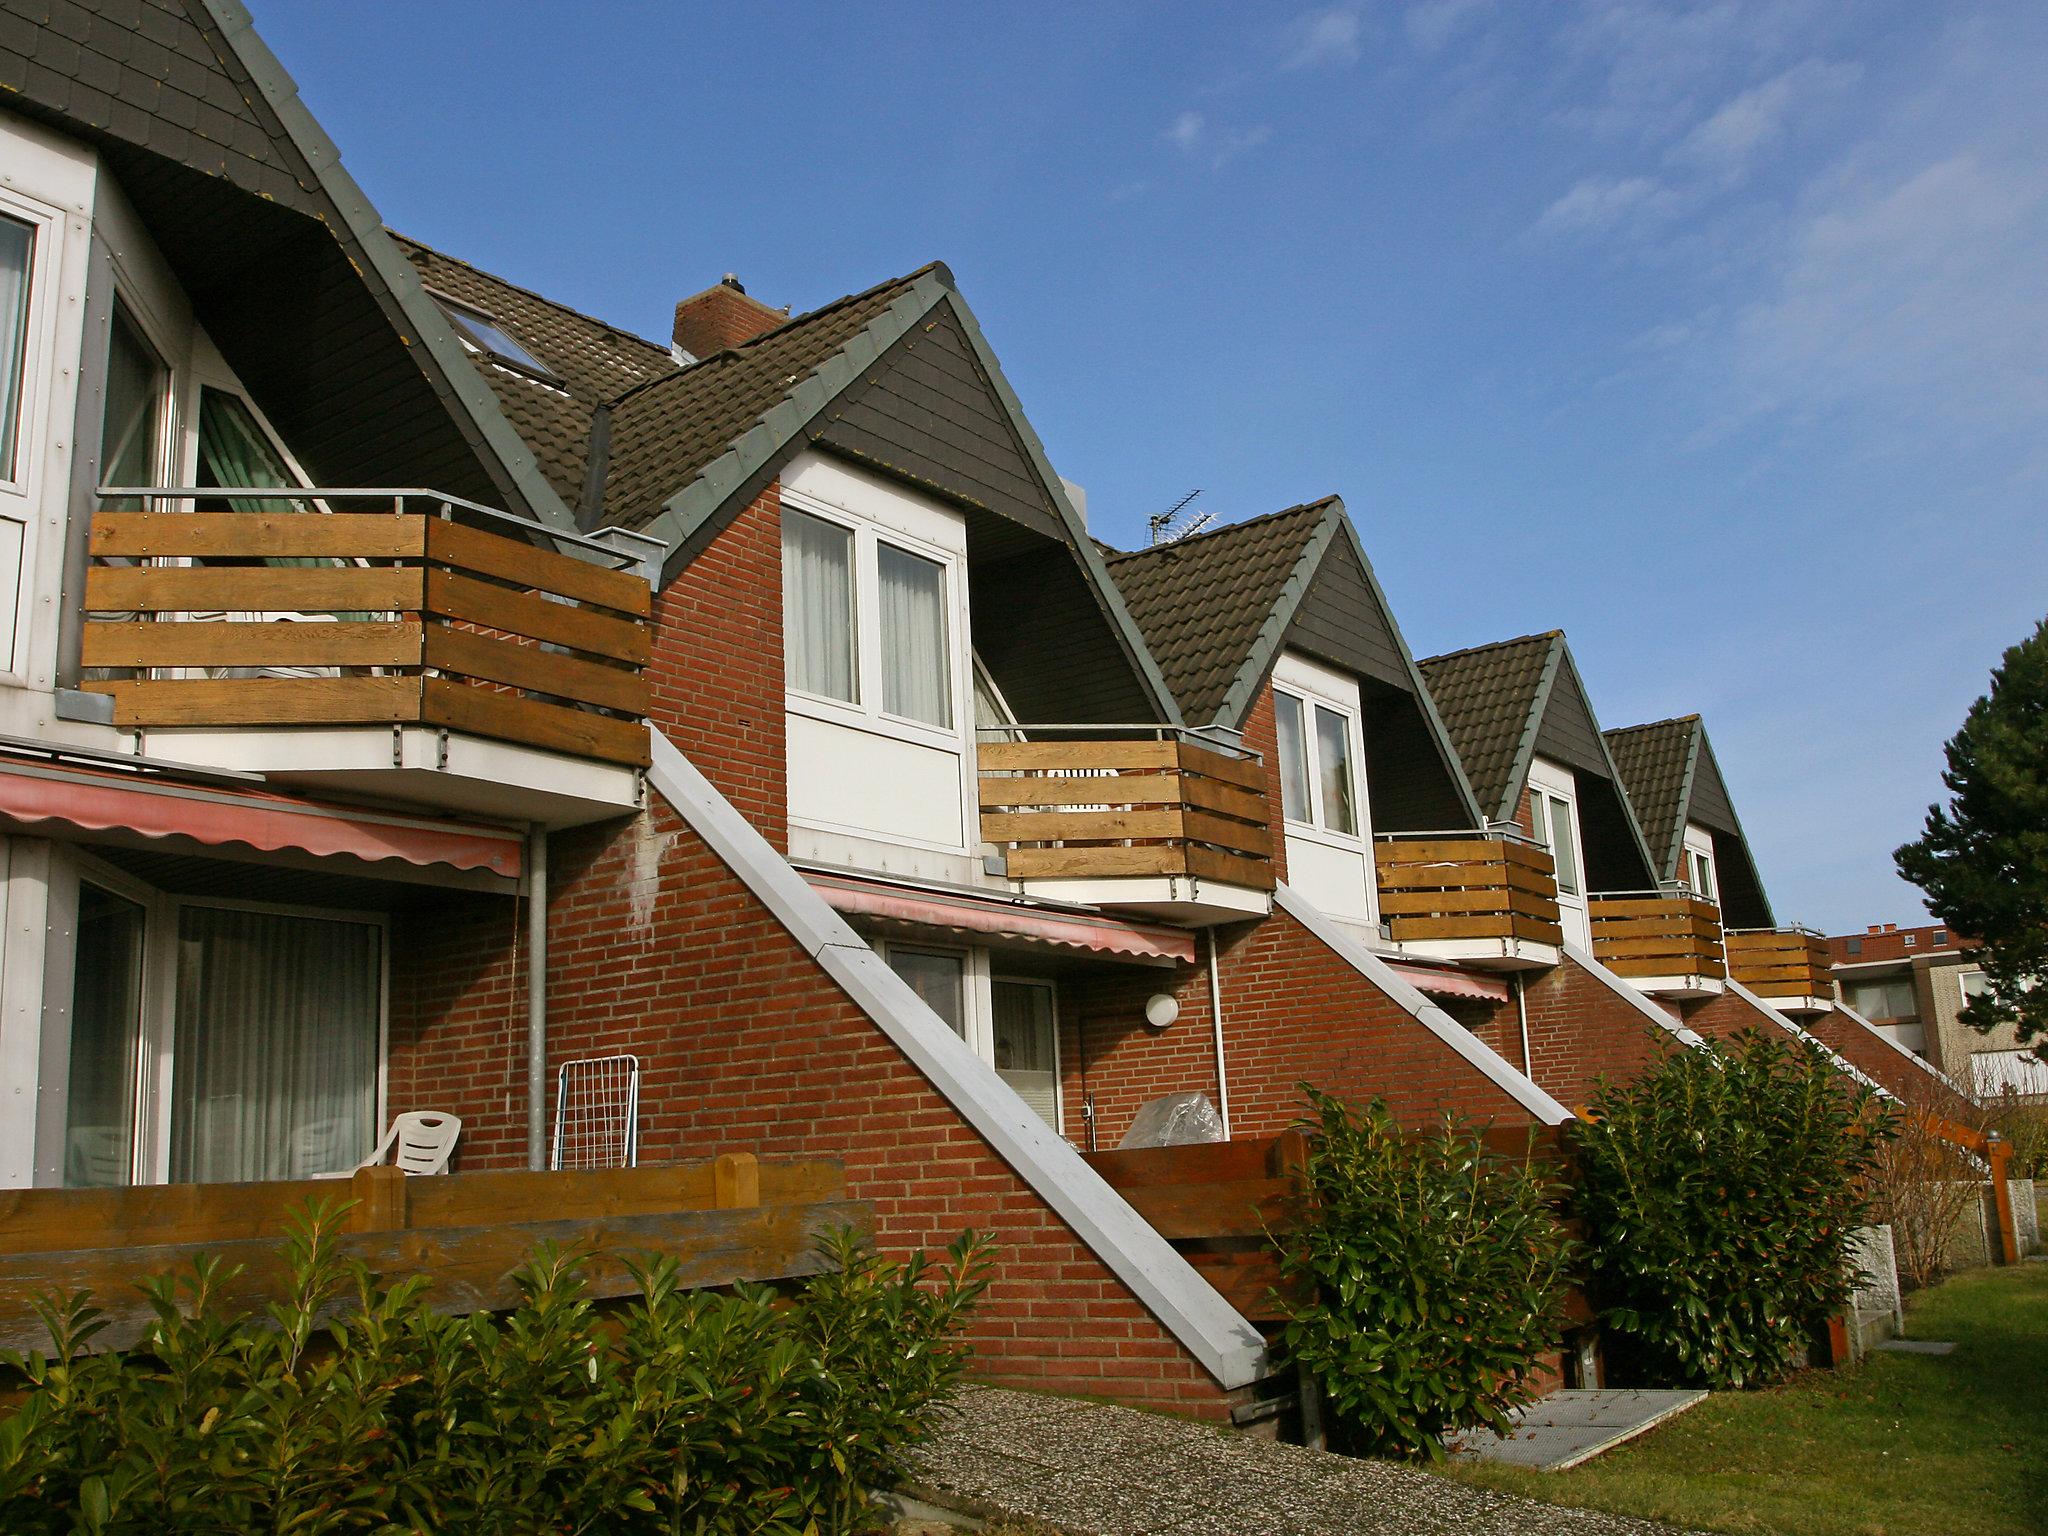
[[431, 293, 553, 378], [1270, 650, 1375, 930]]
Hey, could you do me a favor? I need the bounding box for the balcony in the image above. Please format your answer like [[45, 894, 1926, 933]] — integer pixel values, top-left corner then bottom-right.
[[78, 490, 661, 825], [1725, 925, 1835, 1013], [977, 729, 1274, 925], [1589, 888, 1726, 999], [1374, 828, 1562, 971]]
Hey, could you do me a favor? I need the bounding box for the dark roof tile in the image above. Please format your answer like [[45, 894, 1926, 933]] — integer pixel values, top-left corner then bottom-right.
[[1417, 633, 1559, 820], [1102, 500, 1333, 724], [1604, 716, 1697, 878]]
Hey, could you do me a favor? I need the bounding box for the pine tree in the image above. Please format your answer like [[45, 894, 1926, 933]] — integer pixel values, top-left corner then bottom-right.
[[1895, 615, 2048, 1054]]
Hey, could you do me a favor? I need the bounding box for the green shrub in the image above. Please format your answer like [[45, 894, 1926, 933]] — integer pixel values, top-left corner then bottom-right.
[[1275, 1089, 1578, 1461], [1571, 1030, 1892, 1389], [0, 1205, 991, 1534], [1984, 1095, 2048, 1179]]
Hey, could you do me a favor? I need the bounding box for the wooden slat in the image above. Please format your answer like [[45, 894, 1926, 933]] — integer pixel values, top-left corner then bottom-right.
[[976, 739, 1177, 774], [1374, 859, 1511, 890], [1182, 807, 1274, 858], [1509, 915, 1566, 946], [403, 1166, 717, 1231], [1375, 838, 1503, 867], [754, 1161, 846, 1205], [80, 620, 423, 669], [1590, 897, 1720, 921], [1591, 917, 1722, 943], [978, 772, 1183, 809], [1388, 913, 1514, 941], [1179, 1249, 1299, 1322], [86, 564, 424, 614], [425, 517, 651, 618], [89, 511, 428, 561], [1185, 843, 1277, 891], [424, 569, 650, 665], [1105, 1177, 1296, 1240], [979, 808, 1186, 843], [422, 624, 648, 715], [1596, 935, 1724, 959], [97, 676, 424, 727], [1003, 845, 1181, 880], [1175, 740, 1266, 791], [1378, 887, 1519, 916], [1083, 1140, 1277, 1187], [421, 677, 651, 768], [1605, 956, 1727, 979], [0, 1200, 870, 1357], [1181, 773, 1269, 825]]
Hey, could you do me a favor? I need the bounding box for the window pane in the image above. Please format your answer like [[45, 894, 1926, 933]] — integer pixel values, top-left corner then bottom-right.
[[1313, 704, 1358, 835], [878, 542, 951, 726], [992, 980, 1059, 1130], [1691, 848, 1716, 900], [887, 949, 966, 1038], [100, 305, 165, 509], [0, 215, 31, 481], [1274, 691, 1310, 824], [434, 297, 550, 374], [65, 884, 146, 1188], [1548, 794, 1580, 896], [1526, 790, 1547, 844], [782, 510, 857, 703], [170, 906, 380, 1183]]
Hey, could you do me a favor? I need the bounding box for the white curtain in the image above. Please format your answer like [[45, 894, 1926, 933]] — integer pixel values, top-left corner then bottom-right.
[[170, 907, 380, 1183], [992, 981, 1059, 1129], [1313, 704, 1358, 834], [0, 215, 30, 479], [878, 542, 950, 727], [782, 510, 856, 703], [1274, 692, 1310, 824]]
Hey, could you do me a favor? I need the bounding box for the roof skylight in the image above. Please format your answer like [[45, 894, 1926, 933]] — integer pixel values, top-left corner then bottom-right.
[[432, 294, 552, 376]]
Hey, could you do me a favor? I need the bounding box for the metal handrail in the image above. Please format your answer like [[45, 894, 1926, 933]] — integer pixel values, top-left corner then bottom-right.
[[96, 485, 664, 583], [975, 722, 1262, 762], [1591, 884, 1721, 909], [1373, 823, 1548, 851], [1725, 922, 1825, 939]]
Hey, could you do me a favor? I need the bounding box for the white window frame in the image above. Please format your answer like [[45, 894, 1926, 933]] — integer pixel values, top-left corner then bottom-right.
[[0, 185, 64, 505], [63, 848, 389, 1187], [875, 940, 1062, 1134], [1681, 823, 1718, 902], [1526, 758, 1587, 906], [1271, 651, 1376, 925]]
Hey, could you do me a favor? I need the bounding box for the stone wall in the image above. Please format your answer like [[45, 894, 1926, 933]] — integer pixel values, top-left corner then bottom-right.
[[1846, 1224, 1901, 1356]]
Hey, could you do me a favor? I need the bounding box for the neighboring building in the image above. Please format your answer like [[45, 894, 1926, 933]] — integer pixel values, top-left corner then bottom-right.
[[1831, 924, 2046, 1100]]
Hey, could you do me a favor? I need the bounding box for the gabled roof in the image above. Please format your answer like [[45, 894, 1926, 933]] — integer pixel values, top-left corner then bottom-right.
[[1419, 632, 1658, 888], [1606, 715, 1776, 927], [1417, 633, 1558, 824], [1105, 499, 1483, 825]]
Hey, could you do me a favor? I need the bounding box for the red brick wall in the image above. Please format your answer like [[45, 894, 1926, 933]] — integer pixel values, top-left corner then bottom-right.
[[1514, 952, 1690, 1109], [648, 483, 787, 843], [1799, 1010, 1978, 1119], [1241, 682, 1288, 886], [673, 282, 787, 358], [1678, 987, 1787, 1047]]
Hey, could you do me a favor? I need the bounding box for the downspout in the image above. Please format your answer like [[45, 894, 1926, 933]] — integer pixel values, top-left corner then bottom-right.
[[1207, 928, 1232, 1140], [526, 825, 549, 1170], [1514, 972, 1533, 1079]]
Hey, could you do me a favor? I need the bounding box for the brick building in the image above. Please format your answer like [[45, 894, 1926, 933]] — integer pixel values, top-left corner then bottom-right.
[[1830, 924, 2044, 1101]]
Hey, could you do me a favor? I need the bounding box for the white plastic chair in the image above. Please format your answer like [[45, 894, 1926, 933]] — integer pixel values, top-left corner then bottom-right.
[[314, 1112, 461, 1177]]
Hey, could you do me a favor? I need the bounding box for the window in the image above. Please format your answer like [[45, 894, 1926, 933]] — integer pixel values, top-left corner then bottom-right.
[[877, 542, 951, 727], [885, 947, 967, 1038], [100, 303, 166, 505], [1849, 978, 1917, 1020], [0, 213, 32, 482], [1846, 936, 1863, 957], [881, 945, 1061, 1132], [782, 508, 857, 703], [1960, 970, 1991, 1006], [1528, 788, 1581, 897], [1689, 846, 1716, 901], [1903, 932, 1916, 948], [64, 883, 147, 1188], [1274, 687, 1361, 836], [1932, 928, 1947, 946], [431, 294, 552, 376]]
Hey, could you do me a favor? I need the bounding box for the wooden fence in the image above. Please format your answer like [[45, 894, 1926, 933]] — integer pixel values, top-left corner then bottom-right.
[[1374, 834, 1563, 950], [1725, 927, 1832, 1001], [1589, 892, 1726, 983], [0, 1154, 863, 1355]]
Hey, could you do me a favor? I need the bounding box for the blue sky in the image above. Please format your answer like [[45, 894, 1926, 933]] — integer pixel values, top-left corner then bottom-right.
[[254, 1, 2048, 933]]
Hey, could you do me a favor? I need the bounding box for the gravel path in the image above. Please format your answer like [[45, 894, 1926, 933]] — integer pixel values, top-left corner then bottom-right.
[[901, 1387, 1702, 1536]]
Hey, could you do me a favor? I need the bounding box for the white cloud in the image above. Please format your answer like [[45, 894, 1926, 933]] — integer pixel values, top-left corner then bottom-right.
[[1670, 58, 1860, 181], [1166, 110, 1274, 171], [1532, 174, 1682, 239], [1280, 6, 1365, 71], [1168, 110, 1205, 151]]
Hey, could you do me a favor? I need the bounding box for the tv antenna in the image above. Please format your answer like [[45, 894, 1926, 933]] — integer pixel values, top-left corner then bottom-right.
[[1148, 490, 1214, 546]]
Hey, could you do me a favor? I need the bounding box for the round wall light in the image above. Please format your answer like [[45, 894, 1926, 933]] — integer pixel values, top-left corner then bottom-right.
[[1144, 993, 1180, 1030]]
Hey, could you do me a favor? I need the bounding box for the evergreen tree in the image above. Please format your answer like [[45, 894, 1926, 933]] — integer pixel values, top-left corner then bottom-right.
[[1895, 615, 2048, 1053]]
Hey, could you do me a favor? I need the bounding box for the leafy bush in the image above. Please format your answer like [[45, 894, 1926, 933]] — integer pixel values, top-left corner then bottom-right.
[[1572, 1030, 1892, 1389], [1983, 1094, 2048, 1179], [0, 1205, 991, 1534], [1275, 1089, 1577, 1461]]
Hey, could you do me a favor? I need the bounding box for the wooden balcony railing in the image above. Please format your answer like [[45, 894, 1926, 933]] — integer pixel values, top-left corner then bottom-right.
[[978, 732, 1275, 890], [80, 490, 656, 768], [1374, 830, 1562, 949], [1588, 889, 1726, 982], [1725, 925, 1833, 1000], [0, 1153, 863, 1356]]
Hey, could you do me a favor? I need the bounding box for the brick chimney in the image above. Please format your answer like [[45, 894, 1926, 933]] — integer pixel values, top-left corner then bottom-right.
[[672, 275, 786, 362]]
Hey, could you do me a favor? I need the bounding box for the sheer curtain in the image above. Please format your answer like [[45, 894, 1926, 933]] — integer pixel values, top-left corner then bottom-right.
[[991, 981, 1059, 1129], [170, 907, 380, 1183], [782, 510, 856, 702], [1273, 692, 1310, 824], [1314, 704, 1357, 835], [878, 542, 950, 726], [65, 884, 146, 1188], [0, 215, 31, 480]]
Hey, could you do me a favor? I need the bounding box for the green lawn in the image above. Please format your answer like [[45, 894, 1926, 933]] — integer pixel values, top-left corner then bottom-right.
[[1437, 1261, 2048, 1536]]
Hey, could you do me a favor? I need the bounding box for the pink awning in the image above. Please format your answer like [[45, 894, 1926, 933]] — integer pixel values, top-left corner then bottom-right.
[[1386, 961, 1509, 1003], [808, 872, 1195, 964], [0, 756, 522, 877]]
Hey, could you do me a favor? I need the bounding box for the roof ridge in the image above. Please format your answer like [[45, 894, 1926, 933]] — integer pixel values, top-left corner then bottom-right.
[[1419, 629, 1562, 668], [1605, 714, 1701, 737], [1103, 496, 1339, 564], [389, 230, 677, 373]]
